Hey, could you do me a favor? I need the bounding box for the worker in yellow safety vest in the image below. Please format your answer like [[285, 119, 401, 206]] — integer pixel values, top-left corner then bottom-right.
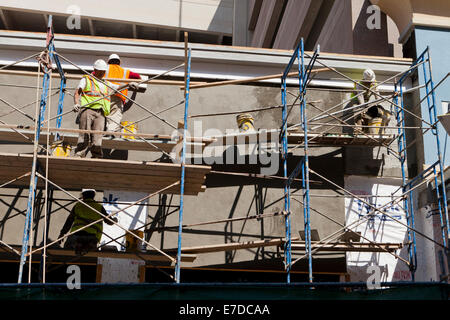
[[73, 59, 138, 158], [59, 189, 117, 255], [350, 69, 380, 132], [105, 53, 142, 132]]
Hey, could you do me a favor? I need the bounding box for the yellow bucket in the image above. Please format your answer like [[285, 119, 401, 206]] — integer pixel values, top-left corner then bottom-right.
[[125, 229, 144, 252], [121, 121, 137, 139], [236, 113, 255, 132], [51, 142, 72, 157], [367, 117, 383, 134]]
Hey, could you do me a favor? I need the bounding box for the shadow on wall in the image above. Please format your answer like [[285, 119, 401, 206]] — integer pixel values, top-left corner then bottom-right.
[[204, 147, 344, 189], [0, 188, 24, 241], [205, 0, 233, 33]]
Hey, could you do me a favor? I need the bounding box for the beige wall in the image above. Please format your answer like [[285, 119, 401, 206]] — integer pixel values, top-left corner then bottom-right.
[[0, 0, 234, 35]]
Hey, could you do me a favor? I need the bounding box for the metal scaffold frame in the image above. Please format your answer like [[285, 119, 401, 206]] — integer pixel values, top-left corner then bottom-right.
[[281, 38, 449, 284], [0, 16, 197, 284], [0, 17, 448, 287]]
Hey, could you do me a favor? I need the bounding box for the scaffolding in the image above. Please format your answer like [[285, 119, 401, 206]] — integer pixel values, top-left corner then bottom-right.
[[279, 39, 449, 283], [0, 17, 448, 286], [0, 16, 207, 284]]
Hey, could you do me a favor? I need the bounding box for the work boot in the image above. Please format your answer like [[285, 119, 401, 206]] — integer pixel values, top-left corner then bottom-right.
[[90, 146, 103, 159]]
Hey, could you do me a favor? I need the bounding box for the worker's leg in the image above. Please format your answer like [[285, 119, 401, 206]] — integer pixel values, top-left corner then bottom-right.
[[354, 113, 364, 134], [105, 96, 124, 132], [64, 234, 78, 249], [90, 109, 106, 158], [78, 233, 98, 255], [73, 108, 91, 157]]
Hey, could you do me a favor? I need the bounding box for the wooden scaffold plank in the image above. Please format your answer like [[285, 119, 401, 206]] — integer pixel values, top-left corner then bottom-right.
[[0, 153, 210, 195]]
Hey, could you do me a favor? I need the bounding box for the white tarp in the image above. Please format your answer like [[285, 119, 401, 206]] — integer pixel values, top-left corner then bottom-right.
[[418, 204, 447, 281], [344, 176, 412, 282], [100, 190, 148, 250], [97, 190, 148, 283]]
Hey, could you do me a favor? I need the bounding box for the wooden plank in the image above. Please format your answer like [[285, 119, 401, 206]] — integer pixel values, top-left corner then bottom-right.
[[45, 247, 197, 262], [31, 162, 208, 179], [0, 169, 206, 194], [210, 130, 395, 147], [96, 264, 103, 283], [0, 173, 205, 195], [139, 265, 146, 283], [0, 131, 203, 154], [1, 244, 196, 263], [0, 125, 215, 144], [0, 166, 208, 188], [163, 238, 402, 254], [0, 153, 209, 195], [164, 237, 301, 254], [0, 153, 210, 174], [290, 241, 403, 253]]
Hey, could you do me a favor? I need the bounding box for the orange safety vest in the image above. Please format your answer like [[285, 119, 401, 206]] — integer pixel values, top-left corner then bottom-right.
[[106, 64, 131, 103]]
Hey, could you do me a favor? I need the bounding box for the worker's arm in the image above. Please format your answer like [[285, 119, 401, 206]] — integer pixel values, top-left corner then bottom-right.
[[354, 83, 365, 106], [59, 208, 75, 239], [74, 88, 82, 105], [73, 78, 86, 112], [121, 71, 141, 112], [109, 82, 138, 93], [128, 71, 141, 80], [102, 207, 117, 226], [123, 90, 137, 113]]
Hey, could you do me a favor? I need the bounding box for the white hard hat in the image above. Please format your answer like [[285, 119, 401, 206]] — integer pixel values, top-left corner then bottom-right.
[[108, 54, 120, 62], [93, 59, 108, 71], [363, 68, 376, 81], [81, 188, 96, 195]]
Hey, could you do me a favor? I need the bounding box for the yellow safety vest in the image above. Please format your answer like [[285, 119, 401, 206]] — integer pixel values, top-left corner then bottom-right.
[[80, 75, 111, 116], [351, 81, 377, 102], [70, 199, 105, 243]]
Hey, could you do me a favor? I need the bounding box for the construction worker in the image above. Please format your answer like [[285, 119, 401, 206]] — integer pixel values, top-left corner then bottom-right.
[[73, 59, 138, 158], [352, 69, 379, 105], [105, 53, 142, 133], [351, 68, 380, 133], [59, 189, 117, 255]]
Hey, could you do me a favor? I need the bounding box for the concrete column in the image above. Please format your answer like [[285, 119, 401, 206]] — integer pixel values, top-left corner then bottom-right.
[[250, 0, 286, 48], [315, 0, 353, 54], [233, 0, 250, 46], [272, 0, 323, 50]]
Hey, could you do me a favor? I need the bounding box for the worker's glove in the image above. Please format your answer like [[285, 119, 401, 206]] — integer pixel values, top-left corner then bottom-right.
[[73, 104, 81, 113], [128, 82, 139, 90]]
